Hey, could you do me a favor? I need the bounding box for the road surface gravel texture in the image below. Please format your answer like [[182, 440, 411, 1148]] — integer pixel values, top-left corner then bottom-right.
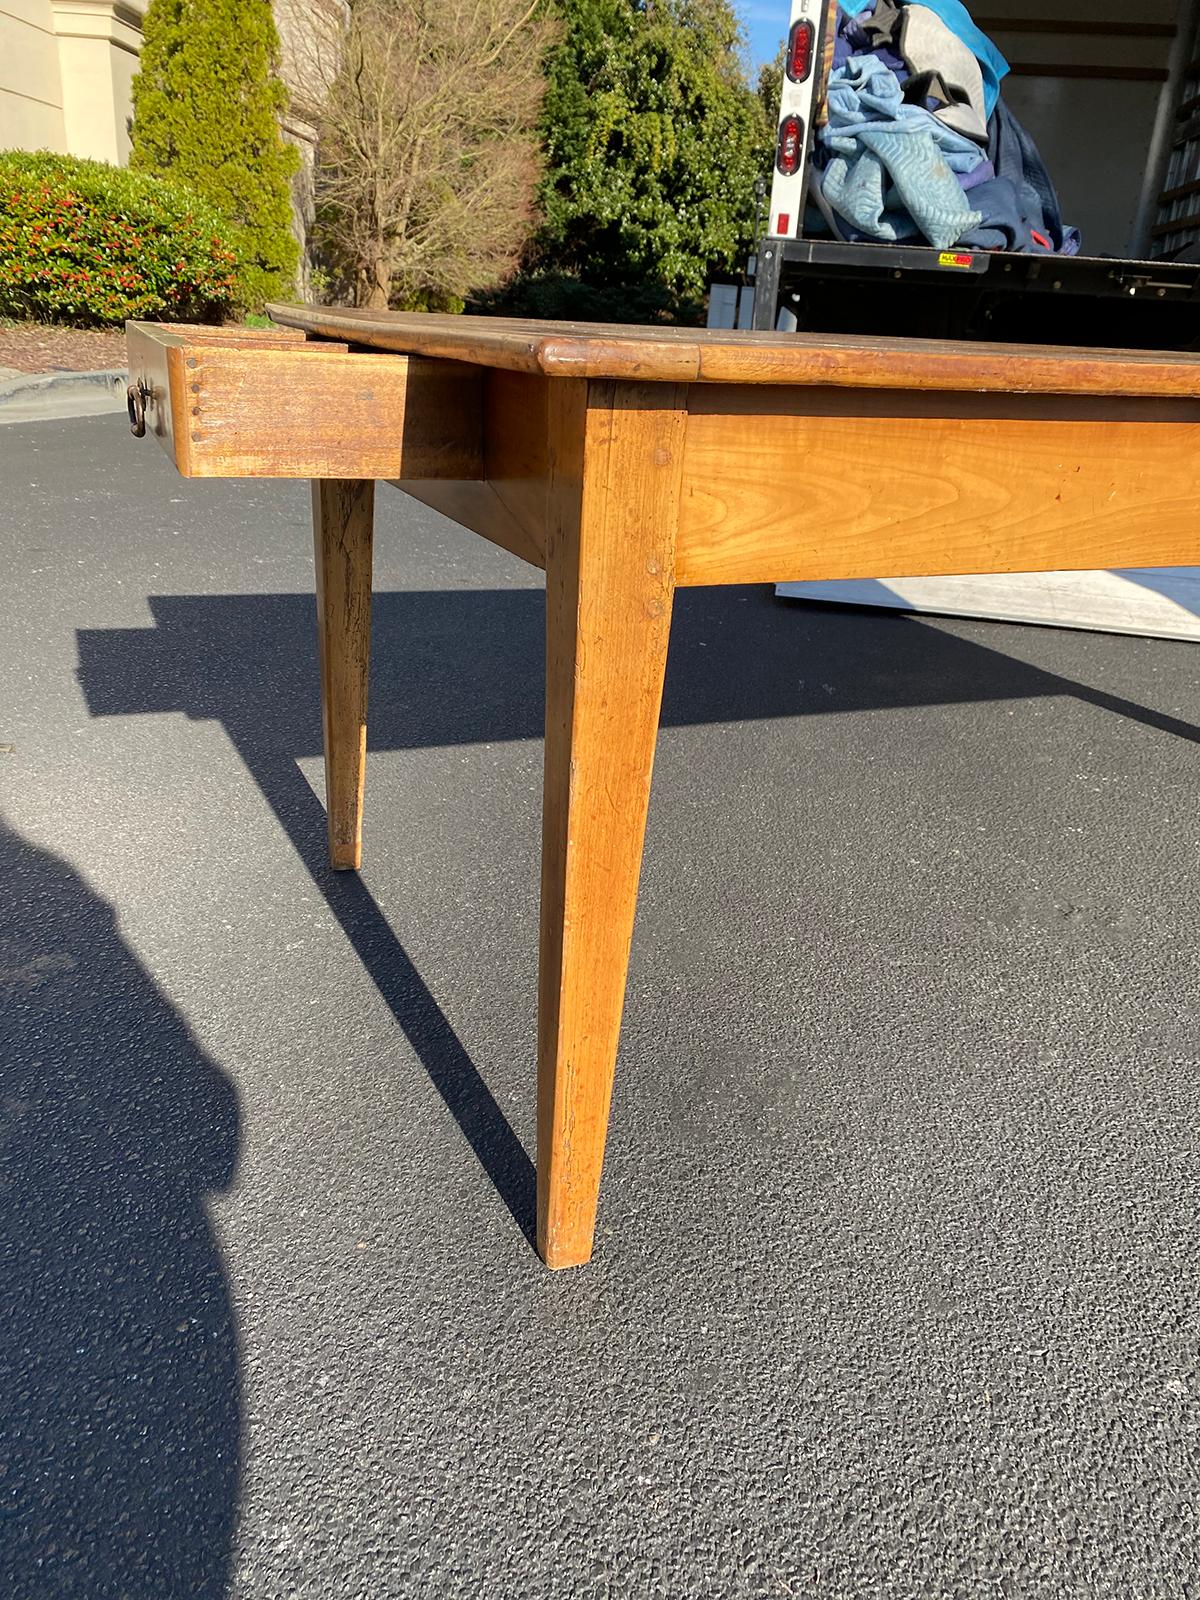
[[1, 413, 1198, 1599]]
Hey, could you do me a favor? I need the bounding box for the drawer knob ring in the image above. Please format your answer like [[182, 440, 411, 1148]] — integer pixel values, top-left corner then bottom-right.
[[127, 380, 149, 438]]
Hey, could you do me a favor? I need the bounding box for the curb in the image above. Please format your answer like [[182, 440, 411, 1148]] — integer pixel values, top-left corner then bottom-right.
[[0, 366, 129, 406]]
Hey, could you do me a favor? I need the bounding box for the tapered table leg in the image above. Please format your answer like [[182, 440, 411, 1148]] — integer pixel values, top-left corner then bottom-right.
[[537, 382, 686, 1268], [312, 478, 374, 870]]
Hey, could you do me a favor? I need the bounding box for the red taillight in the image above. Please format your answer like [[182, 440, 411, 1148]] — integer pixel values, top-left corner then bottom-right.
[[776, 115, 804, 177], [786, 18, 815, 82]]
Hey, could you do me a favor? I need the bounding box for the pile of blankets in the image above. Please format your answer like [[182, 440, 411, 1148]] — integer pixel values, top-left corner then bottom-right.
[[810, 0, 1080, 254]]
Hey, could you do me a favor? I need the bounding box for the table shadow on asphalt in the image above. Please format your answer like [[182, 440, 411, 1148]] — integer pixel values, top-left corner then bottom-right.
[[72, 585, 1200, 1260], [0, 818, 240, 1600]]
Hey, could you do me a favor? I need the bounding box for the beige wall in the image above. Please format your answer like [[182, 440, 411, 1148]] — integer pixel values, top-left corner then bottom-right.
[[0, 1, 68, 153], [53, 0, 147, 164], [0, 0, 149, 161]]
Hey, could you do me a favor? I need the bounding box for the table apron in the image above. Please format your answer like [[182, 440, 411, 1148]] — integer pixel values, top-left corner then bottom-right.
[[675, 385, 1200, 585]]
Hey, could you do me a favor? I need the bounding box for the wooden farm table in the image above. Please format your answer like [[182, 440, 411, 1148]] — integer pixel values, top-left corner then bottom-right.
[[125, 308, 1200, 1267]]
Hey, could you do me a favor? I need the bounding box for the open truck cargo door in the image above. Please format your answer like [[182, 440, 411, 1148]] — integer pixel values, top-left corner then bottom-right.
[[749, 0, 1200, 637], [753, 0, 1200, 347]]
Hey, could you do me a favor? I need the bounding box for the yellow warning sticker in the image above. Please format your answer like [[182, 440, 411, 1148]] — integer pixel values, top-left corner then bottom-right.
[[937, 251, 974, 269]]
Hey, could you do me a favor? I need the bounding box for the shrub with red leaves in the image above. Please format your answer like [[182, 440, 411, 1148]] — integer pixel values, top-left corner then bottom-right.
[[0, 150, 243, 326]]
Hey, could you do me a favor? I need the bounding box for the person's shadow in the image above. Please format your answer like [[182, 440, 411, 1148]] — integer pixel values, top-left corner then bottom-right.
[[0, 819, 240, 1600], [73, 585, 1200, 1258]]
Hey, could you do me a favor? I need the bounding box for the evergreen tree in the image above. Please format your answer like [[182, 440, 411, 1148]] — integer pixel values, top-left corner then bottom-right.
[[130, 0, 299, 308], [535, 0, 770, 304]]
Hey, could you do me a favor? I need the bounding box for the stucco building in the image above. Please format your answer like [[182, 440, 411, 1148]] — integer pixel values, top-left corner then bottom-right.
[[0, 2, 149, 164]]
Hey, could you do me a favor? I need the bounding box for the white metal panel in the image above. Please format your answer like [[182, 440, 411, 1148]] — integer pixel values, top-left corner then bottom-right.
[[766, 0, 827, 240], [776, 570, 1200, 641]]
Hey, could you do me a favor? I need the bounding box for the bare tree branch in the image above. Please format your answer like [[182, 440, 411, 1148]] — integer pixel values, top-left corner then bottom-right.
[[300, 0, 556, 308]]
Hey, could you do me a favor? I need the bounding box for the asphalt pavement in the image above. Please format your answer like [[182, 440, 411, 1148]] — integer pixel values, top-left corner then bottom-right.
[[0, 370, 126, 427], [2, 411, 1198, 1599]]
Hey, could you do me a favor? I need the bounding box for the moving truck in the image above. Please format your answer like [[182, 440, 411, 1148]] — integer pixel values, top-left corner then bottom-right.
[[748, 0, 1200, 347]]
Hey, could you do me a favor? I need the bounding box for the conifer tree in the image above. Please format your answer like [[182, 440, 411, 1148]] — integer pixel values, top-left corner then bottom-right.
[[536, 0, 770, 304], [130, 0, 300, 307]]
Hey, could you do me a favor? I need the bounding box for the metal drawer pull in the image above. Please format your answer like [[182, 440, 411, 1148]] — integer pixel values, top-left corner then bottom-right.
[[127, 380, 148, 437]]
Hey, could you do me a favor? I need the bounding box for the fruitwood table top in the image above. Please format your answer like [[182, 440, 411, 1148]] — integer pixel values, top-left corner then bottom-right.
[[267, 303, 1200, 397]]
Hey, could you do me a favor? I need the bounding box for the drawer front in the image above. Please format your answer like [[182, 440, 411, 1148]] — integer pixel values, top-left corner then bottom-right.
[[125, 321, 482, 480]]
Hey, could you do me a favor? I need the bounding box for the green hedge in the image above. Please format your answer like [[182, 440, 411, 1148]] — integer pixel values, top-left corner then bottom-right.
[[469, 270, 703, 326], [0, 151, 242, 326]]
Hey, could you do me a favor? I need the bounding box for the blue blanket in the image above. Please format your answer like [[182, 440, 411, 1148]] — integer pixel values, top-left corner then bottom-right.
[[819, 54, 987, 249]]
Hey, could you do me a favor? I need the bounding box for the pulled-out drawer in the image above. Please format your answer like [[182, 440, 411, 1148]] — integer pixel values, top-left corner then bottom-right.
[[125, 321, 481, 480]]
